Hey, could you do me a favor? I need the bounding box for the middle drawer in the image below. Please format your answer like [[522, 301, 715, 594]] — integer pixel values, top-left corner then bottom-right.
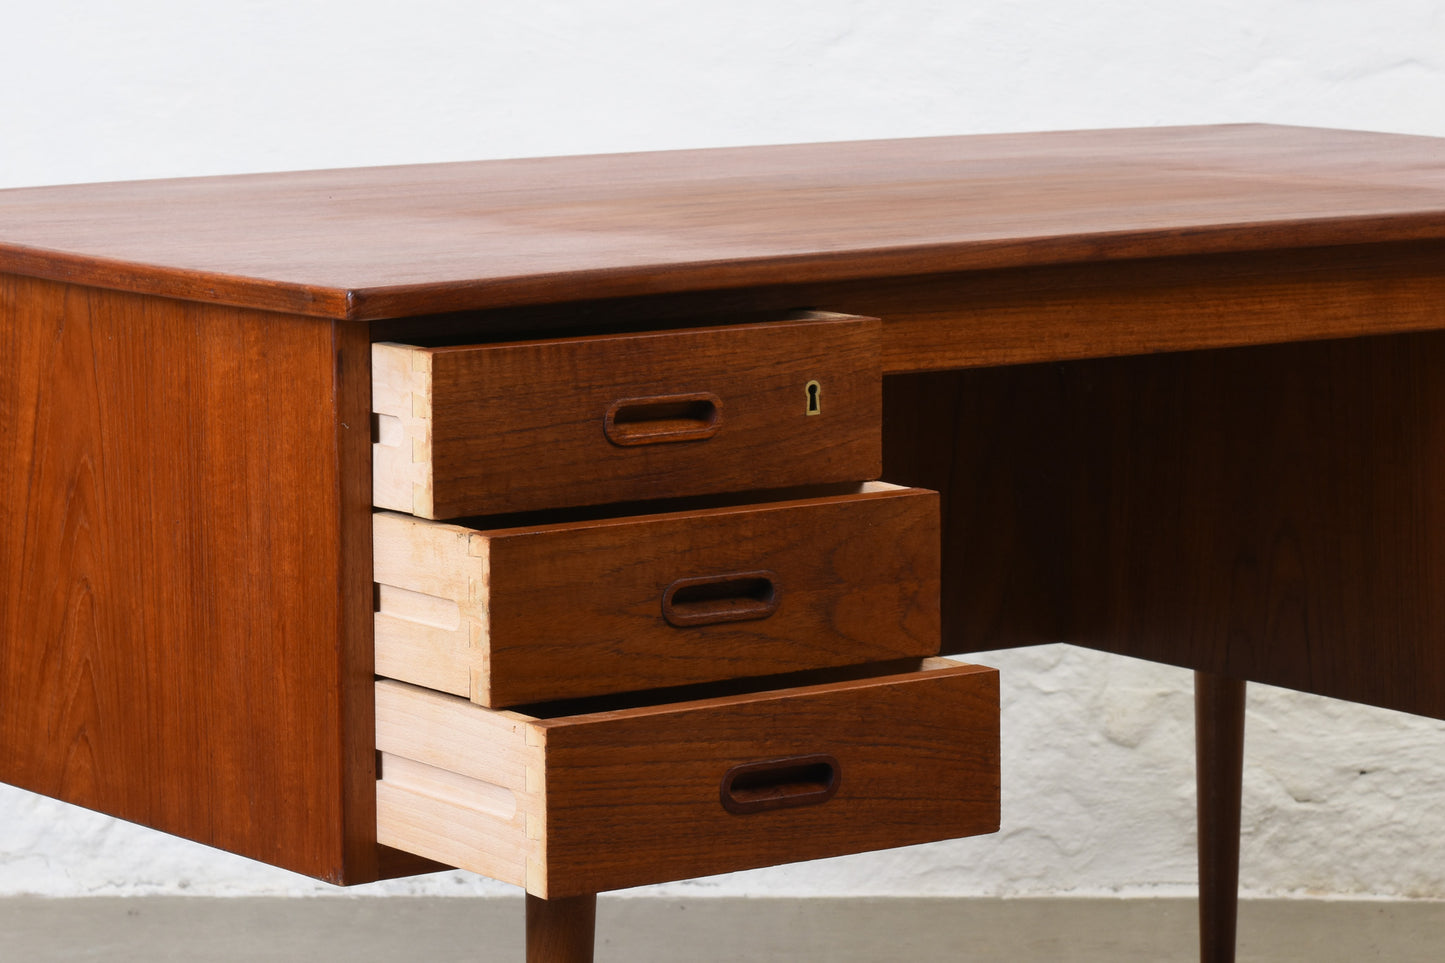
[[374, 482, 940, 707]]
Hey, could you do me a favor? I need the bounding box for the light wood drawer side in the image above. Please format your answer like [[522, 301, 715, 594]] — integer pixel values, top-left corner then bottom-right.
[[374, 681, 542, 888], [372, 341, 434, 519]]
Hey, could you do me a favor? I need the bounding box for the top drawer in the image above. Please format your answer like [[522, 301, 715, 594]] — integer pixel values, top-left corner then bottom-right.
[[372, 313, 881, 518]]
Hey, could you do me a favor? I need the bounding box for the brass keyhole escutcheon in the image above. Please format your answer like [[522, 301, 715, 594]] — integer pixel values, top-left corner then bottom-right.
[[805, 380, 821, 416]]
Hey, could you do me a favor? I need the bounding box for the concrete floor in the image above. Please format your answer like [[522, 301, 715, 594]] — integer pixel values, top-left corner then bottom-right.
[[2, 896, 1443, 961]]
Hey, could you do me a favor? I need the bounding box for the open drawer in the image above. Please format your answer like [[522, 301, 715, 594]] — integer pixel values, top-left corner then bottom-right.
[[374, 482, 941, 706], [371, 312, 882, 519], [375, 657, 999, 897]]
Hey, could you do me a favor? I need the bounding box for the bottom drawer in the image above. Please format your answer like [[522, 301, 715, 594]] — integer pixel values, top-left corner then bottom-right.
[[375, 658, 999, 897]]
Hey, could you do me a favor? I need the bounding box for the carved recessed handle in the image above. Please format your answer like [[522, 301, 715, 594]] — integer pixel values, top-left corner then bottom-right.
[[662, 571, 778, 627], [720, 754, 840, 815], [604, 392, 722, 446]]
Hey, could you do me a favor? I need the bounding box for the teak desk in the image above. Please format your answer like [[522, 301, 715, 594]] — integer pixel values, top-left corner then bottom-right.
[[5, 124, 1445, 962]]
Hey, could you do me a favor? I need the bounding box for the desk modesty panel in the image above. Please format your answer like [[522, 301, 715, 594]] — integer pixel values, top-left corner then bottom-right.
[[4, 125, 1445, 887]]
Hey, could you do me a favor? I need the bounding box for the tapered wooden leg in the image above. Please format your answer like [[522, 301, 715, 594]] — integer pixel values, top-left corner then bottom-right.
[[1195, 671, 1246, 963], [526, 893, 597, 963]]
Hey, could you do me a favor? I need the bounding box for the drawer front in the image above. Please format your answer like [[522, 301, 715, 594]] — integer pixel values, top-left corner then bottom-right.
[[372, 313, 881, 519], [374, 483, 941, 706], [375, 658, 1000, 897]]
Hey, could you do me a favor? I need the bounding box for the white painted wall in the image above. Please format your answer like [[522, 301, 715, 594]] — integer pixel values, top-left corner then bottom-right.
[[4, 0, 1445, 899]]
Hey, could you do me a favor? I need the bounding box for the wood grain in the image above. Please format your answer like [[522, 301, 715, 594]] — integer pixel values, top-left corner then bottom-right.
[[869, 240, 1445, 372], [4, 126, 1445, 320], [1197, 672, 1247, 963], [376, 753, 535, 889], [1072, 332, 1445, 716], [0, 273, 378, 883], [370, 341, 434, 516], [375, 659, 999, 898], [883, 367, 1085, 650], [374, 483, 940, 706], [373, 314, 881, 518], [527, 894, 597, 963], [374, 678, 542, 890], [888, 331, 1445, 720], [536, 657, 998, 898], [13, 124, 1445, 912], [374, 681, 536, 791], [335, 318, 383, 883], [367, 240, 1445, 375]]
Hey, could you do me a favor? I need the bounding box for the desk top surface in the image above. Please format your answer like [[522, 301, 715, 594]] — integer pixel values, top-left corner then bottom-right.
[[2, 124, 1445, 321]]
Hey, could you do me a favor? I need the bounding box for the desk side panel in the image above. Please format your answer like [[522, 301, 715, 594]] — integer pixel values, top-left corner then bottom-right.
[[0, 275, 377, 883]]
